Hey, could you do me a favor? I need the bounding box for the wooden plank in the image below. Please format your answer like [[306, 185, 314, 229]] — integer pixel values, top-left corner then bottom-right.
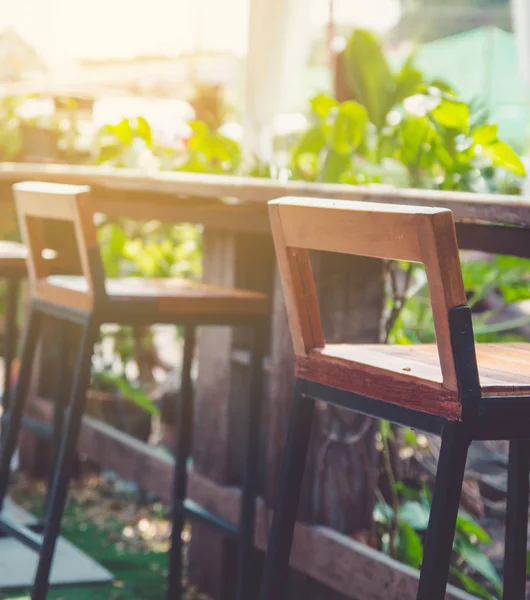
[[269, 202, 324, 357], [274, 197, 432, 262], [188, 470, 476, 600], [271, 197, 466, 391], [297, 348, 460, 419], [55, 411, 476, 600], [0, 162, 529, 227], [456, 222, 530, 257], [188, 228, 239, 599], [418, 210, 467, 390]]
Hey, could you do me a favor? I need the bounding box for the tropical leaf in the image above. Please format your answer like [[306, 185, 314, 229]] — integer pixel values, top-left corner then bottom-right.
[[344, 29, 393, 130]]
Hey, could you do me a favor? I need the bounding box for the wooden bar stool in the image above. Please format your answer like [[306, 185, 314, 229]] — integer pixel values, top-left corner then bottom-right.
[[259, 197, 530, 600], [0, 241, 26, 415], [0, 182, 268, 600]]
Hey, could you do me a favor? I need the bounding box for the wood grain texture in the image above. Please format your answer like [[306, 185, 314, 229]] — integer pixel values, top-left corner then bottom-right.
[[270, 197, 466, 392], [13, 181, 268, 317], [270, 201, 324, 356], [297, 343, 530, 418], [1, 162, 530, 228], [188, 229, 239, 600], [43, 275, 268, 316], [276, 197, 428, 261], [417, 209, 467, 389], [297, 346, 460, 419]]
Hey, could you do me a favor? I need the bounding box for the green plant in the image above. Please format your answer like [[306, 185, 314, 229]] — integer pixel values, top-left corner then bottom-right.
[[175, 120, 241, 174], [0, 95, 24, 160], [94, 116, 155, 168], [387, 254, 530, 345], [343, 29, 424, 133], [376, 425, 501, 599], [290, 29, 525, 191]]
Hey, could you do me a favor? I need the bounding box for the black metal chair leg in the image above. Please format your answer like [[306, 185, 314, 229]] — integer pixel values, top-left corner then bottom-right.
[[31, 316, 100, 600], [503, 439, 530, 600], [2, 275, 20, 415], [235, 320, 266, 600], [0, 303, 41, 512], [167, 324, 196, 600], [44, 320, 69, 513], [417, 422, 470, 600], [258, 379, 315, 600]]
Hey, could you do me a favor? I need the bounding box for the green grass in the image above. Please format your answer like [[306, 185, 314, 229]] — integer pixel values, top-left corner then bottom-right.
[[2, 479, 205, 600]]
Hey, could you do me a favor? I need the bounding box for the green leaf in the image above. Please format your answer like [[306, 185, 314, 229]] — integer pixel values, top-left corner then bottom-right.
[[481, 140, 526, 176], [135, 116, 153, 147], [449, 567, 495, 600], [457, 539, 502, 593], [209, 133, 241, 165], [456, 512, 492, 544], [296, 153, 319, 179], [188, 120, 209, 136], [398, 501, 430, 530], [95, 372, 160, 416], [431, 96, 470, 132], [397, 523, 423, 569], [344, 29, 393, 129], [397, 115, 436, 167], [310, 94, 339, 119], [293, 126, 326, 157], [394, 55, 424, 105], [320, 149, 350, 183], [103, 119, 134, 147], [329, 101, 368, 154], [379, 419, 393, 440], [420, 481, 433, 506], [403, 427, 417, 446], [472, 124, 498, 146]]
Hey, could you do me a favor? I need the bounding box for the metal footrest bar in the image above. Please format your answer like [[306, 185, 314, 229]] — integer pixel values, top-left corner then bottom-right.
[[22, 417, 54, 439], [303, 380, 446, 435], [173, 498, 240, 539], [1, 415, 54, 439], [0, 514, 43, 552]]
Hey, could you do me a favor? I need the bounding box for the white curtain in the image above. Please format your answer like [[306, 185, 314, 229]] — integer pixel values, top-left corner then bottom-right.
[[243, 0, 312, 161]]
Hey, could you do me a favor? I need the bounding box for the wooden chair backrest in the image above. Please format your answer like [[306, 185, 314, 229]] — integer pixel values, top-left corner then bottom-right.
[[269, 196, 468, 391], [13, 181, 105, 311]]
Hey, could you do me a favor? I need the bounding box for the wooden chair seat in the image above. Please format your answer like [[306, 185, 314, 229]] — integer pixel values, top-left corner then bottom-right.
[[0, 241, 27, 273], [46, 275, 268, 316], [297, 343, 530, 420]]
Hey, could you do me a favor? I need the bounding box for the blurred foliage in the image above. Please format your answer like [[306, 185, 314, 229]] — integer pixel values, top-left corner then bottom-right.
[[188, 83, 230, 132], [175, 120, 241, 174], [0, 95, 23, 160], [374, 431, 502, 600], [290, 44, 524, 189], [95, 116, 155, 168]]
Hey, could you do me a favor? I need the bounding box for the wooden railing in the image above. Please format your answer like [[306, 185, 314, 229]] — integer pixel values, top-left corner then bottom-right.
[[2, 163, 527, 600]]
